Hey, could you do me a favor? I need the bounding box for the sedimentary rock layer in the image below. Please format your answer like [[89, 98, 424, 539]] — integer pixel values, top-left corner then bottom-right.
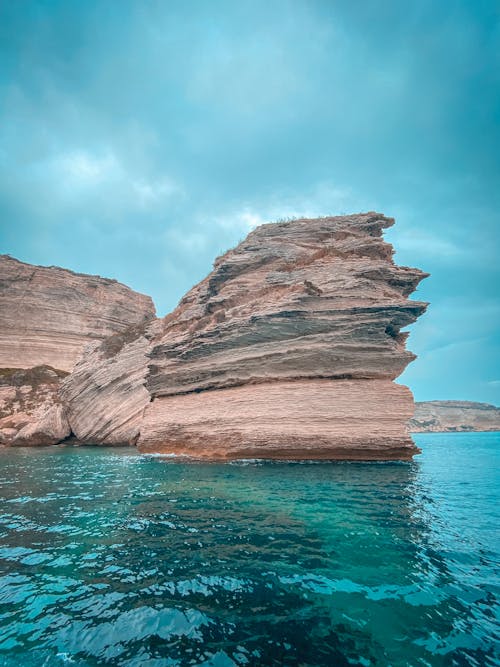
[[409, 401, 500, 432], [0, 255, 155, 372], [60, 320, 162, 446], [145, 213, 427, 399], [0, 256, 156, 445], [138, 379, 418, 460]]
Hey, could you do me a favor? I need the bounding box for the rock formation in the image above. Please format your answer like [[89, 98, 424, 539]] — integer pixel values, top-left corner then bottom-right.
[[59, 320, 162, 446], [61, 212, 429, 459], [0, 255, 155, 372], [0, 256, 155, 445], [0, 366, 70, 446], [409, 401, 500, 432]]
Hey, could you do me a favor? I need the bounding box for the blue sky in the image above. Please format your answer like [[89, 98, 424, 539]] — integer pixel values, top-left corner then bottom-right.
[[0, 0, 499, 403]]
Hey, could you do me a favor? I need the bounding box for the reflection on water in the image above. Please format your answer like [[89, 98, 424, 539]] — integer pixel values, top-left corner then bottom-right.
[[0, 432, 498, 666]]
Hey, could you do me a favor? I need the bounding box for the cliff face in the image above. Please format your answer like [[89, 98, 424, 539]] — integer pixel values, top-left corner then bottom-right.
[[62, 212, 428, 458], [409, 401, 500, 432], [60, 320, 162, 446], [0, 255, 155, 372], [0, 256, 155, 446]]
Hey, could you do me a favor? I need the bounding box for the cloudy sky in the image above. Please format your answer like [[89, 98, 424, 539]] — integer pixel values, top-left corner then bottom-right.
[[1, 0, 499, 403]]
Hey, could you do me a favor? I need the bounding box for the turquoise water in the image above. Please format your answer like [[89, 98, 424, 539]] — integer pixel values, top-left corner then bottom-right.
[[0, 433, 498, 667]]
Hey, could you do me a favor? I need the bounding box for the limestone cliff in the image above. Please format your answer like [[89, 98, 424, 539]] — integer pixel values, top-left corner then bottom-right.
[[0, 255, 155, 372], [0, 256, 155, 445], [62, 212, 428, 459], [409, 401, 500, 432]]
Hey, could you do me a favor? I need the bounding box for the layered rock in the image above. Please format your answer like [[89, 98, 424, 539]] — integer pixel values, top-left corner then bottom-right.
[[59, 320, 162, 446], [0, 256, 155, 445], [0, 255, 155, 372], [62, 212, 428, 459], [0, 366, 70, 446], [409, 401, 500, 432], [138, 380, 418, 460]]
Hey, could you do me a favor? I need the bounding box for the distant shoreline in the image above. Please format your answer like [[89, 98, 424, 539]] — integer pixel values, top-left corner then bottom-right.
[[409, 400, 500, 433]]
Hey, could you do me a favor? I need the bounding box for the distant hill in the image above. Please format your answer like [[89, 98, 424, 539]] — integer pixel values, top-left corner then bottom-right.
[[409, 401, 500, 432]]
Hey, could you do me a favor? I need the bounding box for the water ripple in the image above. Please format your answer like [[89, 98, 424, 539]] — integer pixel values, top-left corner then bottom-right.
[[0, 433, 498, 666]]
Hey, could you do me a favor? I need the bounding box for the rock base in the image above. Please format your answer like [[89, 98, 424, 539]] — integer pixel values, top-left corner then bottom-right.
[[138, 379, 418, 460]]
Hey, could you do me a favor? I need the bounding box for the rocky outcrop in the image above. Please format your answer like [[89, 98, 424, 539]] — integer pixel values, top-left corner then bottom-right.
[[0, 366, 70, 446], [62, 212, 428, 459], [0, 255, 155, 372], [59, 320, 162, 446], [409, 401, 500, 432], [0, 256, 155, 445]]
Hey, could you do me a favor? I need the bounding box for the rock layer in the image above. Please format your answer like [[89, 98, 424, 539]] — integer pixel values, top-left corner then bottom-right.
[[138, 379, 417, 460], [0, 257, 155, 445], [146, 214, 426, 398], [409, 401, 500, 432], [60, 320, 162, 446], [0, 366, 70, 446], [0, 255, 155, 372]]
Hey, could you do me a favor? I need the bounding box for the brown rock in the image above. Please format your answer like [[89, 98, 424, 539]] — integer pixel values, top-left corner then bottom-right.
[[12, 404, 70, 447], [146, 214, 426, 399], [6, 212, 429, 458], [138, 379, 418, 460], [62, 212, 427, 458], [60, 320, 163, 446], [409, 401, 500, 432], [133, 213, 428, 459], [0, 256, 155, 446], [0, 255, 155, 372], [0, 366, 69, 446]]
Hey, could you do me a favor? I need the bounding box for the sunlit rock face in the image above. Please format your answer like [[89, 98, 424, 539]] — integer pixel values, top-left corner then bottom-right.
[[135, 212, 428, 459], [409, 401, 500, 432], [0, 256, 155, 446], [0, 255, 155, 372]]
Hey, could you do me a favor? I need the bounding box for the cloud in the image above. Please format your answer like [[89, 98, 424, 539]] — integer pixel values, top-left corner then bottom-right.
[[56, 150, 119, 187], [0, 0, 498, 402], [207, 182, 371, 235]]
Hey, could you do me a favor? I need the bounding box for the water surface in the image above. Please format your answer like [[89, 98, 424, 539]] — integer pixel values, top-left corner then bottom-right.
[[0, 433, 498, 666]]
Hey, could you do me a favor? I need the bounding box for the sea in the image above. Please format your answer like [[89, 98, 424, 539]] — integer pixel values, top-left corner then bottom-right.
[[0, 432, 498, 666]]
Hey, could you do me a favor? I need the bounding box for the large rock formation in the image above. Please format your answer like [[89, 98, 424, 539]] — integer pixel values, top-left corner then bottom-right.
[[62, 212, 428, 459], [409, 401, 500, 432], [0, 256, 155, 445], [0, 255, 155, 372]]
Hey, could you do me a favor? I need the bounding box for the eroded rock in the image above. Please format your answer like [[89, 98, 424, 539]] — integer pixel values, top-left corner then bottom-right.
[[0, 256, 155, 446], [62, 212, 428, 458], [3, 213, 429, 458], [0, 255, 155, 372], [134, 213, 428, 459], [0, 366, 70, 446]]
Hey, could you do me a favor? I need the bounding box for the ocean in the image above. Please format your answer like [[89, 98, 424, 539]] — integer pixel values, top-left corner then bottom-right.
[[0, 432, 498, 666]]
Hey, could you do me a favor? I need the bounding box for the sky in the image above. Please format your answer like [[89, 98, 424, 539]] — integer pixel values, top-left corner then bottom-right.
[[0, 0, 499, 403]]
